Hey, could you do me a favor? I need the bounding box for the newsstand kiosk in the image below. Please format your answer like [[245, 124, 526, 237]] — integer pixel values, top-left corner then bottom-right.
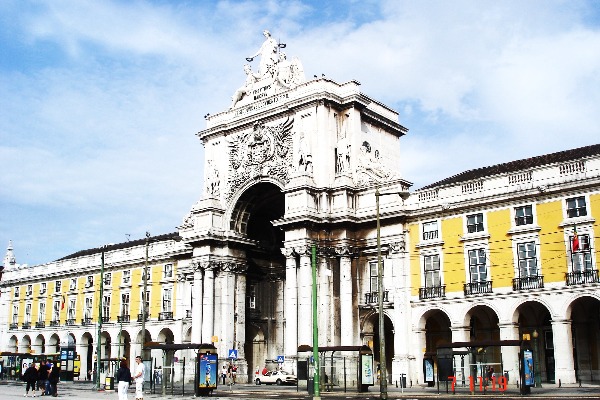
[[196, 344, 218, 397]]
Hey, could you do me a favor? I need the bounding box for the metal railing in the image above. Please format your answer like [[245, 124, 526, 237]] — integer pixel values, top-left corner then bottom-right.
[[22, 322, 31, 329], [117, 314, 130, 323], [512, 275, 544, 290], [464, 281, 493, 295], [101, 316, 110, 323], [364, 291, 389, 304], [137, 313, 149, 322], [66, 318, 76, 326], [9, 323, 18, 330], [35, 321, 45, 329], [419, 285, 446, 300], [81, 317, 92, 326], [158, 312, 174, 321], [566, 269, 599, 285], [50, 320, 60, 327]]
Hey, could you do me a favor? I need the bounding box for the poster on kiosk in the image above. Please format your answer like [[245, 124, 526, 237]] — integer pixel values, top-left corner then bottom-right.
[[198, 353, 218, 389]]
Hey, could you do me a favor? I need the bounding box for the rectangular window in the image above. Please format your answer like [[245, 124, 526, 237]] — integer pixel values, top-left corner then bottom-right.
[[102, 295, 111, 319], [518, 242, 538, 277], [422, 221, 439, 240], [122, 270, 131, 284], [121, 293, 130, 316], [25, 303, 32, 324], [55, 280, 62, 293], [53, 301, 60, 321], [86, 276, 94, 288], [369, 261, 379, 292], [12, 304, 18, 323], [164, 263, 173, 278], [38, 302, 46, 323], [247, 284, 257, 309], [515, 205, 533, 226], [26, 285, 33, 296], [566, 196, 587, 218], [84, 297, 93, 320], [467, 213, 484, 233], [68, 299, 76, 320], [141, 289, 150, 315], [14, 287, 20, 298], [424, 254, 441, 287], [103, 272, 112, 286], [40, 283, 47, 295], [69, 278, 77, 291], [572, 234, 593, 272], [162, 288, 172, 312], [468, 249, 487, 282]]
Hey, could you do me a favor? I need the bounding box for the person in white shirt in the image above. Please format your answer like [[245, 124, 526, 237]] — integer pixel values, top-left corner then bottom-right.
[[133, 356, 145, 400]]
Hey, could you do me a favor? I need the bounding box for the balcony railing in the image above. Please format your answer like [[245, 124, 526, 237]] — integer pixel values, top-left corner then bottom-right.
[[117, 314, 130, 323], [101, 316, 110, 323], [186, 310, 192, 319], [9, 323, 18, 330], [423, 230, 439, 240], [81, 317, 92, 326], [364, 291, 389, 304], [512, 276, 544, 291], [419, 285, 446, 300], [36, 321, 46, 329], [66, 318, 76, 326], [464, 281, 493, 296], [566, 269, 600, 285], [22, 322, 31, 329], [137, 313, 149, 322], [50, 320, 60, 327], [158, 312, 174, 321]]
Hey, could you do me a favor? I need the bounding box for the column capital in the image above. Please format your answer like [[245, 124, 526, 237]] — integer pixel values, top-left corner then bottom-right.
[[281, 247, 296, 258], [335, 246, 356, 257]]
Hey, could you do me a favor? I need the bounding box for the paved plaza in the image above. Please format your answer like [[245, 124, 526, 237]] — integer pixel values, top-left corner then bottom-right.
[[1, 380, 599, 399]]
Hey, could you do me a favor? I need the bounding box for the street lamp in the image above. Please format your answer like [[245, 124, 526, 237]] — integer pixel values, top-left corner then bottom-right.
[[375, 188, 409, 400], [532, 330, 541, 388], [141, 232, 151, 361]]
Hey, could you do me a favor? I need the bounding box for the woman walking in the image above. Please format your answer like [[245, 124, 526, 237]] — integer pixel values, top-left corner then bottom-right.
[[116, 360, 132, 400], [23, 363, 38, 397]]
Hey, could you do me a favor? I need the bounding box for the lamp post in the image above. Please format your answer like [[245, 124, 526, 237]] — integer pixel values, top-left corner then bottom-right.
[[96, 246, 106, 391], [375, 188, 410, 400], [311, 244, 320, 399], [141, 232, 150, 361], [532, 330, 541, 388]]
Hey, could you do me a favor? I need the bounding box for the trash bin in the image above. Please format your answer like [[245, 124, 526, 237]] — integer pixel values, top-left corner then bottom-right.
[[105, 376, 114, 391], [307, 378, 314, 395]]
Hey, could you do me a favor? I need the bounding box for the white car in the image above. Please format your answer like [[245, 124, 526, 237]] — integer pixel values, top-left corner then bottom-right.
[[255, 370, 297, 385]]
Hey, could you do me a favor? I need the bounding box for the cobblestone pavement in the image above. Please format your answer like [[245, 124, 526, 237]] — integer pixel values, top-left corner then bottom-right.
[[1, 380, 599, 399]]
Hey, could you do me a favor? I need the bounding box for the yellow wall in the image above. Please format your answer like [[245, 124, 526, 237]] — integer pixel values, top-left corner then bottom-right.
[[441, 217, 464, 293], [537, 200, 565, 283], [409, 223, 421, 296], [487, 208, 513, 289]]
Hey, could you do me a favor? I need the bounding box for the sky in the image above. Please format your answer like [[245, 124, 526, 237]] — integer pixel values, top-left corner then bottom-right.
[[1, 0, 600, 266]]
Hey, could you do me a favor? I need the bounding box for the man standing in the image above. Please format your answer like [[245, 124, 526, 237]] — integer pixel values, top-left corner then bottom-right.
[[133, 356, 145, 400]]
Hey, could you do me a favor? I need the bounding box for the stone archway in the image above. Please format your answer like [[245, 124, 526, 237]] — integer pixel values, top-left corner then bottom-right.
[[568, 296, 600, 382], [20, 335, 32, 354], [80, 332, 94, 381], [118, 330, 131, 361], [516, 300, 552, 383], [48, 334, 60, 354], [33, 334, 45, 355], [363, 311, 395, 382]]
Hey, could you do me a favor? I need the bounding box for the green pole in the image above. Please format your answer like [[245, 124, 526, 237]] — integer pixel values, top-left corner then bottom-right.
[[376, 188, 388, 399], [96, 247, 105, 390], [311, 244, 320, 399]]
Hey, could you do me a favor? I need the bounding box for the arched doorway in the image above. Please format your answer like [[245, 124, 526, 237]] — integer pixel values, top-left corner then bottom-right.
[[118, 330, 131, 361], [516, 301, 552, 383], [33, 334, 45, 355], [568, 296, 600, 382], [231, 182, 286, 380], [158, 328, 175, 385], [363, 311, 395, 382], [81, 332, 94, 381], [21, 335, 32, 354], [466, 305, 500, 378], [48, 334, 60, 354], [101, 331, 111, 359]]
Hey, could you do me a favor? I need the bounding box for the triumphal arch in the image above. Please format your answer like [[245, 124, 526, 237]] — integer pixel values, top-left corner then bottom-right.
[[178, 30, 411, 383]]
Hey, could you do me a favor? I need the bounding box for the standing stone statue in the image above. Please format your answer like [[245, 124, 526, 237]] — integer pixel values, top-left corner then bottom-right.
[[246, 30, 278, 78]]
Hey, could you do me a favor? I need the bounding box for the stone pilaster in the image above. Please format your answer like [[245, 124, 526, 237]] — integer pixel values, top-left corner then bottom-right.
[[201, 267, 215, 343], [283, 247, 298, 370], [337, 246, 354, 346], [551, 318, 576, 384], [297, 246, 312, 347], [191, 265, 204, 344], [499, 322, 520, 385]]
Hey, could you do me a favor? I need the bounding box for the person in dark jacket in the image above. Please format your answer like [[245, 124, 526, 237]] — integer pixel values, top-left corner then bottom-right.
[[116, 360, 132, 400], [23, 363, 39, 397], [48, 363, 60, 397], [37, 361, 49, 395]]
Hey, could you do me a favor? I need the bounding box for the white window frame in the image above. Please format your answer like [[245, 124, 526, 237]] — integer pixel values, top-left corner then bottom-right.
[[102, 295, 111, 319], [38, 302, 46, 323], [162, 288, 172, 313], [55, 280, 62, 293], [422, 220, 439, 241], [164, 263, 173, 278], [70, 278, 77, 291], [84, 297, 93, 320], [514, 204, 534, 226], [466, 213, 485, 234], [40, 282, 47, 295], [67, 298, 76, 320], [516, 241, 539, 278], [53, 301, 60, 322], [120, 292, 130, 317], [26, 285, 33, 296], [140, 289, 150, 316], [25, 303, 32, 324], [571, 232, 593, 272], [103, 272, 112, 286], [14, 287, 20, 298], [12, 304, 19, 323], [86, 275, 94, 288], [467, 248, 488, 283], [566, 196, 587, 218], [423, 254, 441, 288], [122, 270, 131, 285]]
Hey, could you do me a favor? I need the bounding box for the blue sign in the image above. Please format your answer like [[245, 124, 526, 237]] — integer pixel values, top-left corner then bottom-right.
[[228, 349, 238, 360], [276, 355, 285, 363], [523, 350, 534, 387]]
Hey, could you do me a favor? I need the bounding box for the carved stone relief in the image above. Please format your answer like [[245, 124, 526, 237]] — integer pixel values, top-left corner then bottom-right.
[[226, 117, 294, 200], [355, 140, 399, 186]]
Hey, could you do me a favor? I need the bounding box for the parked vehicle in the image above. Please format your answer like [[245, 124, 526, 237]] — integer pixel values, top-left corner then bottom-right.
[[254, 370, 297, 385]]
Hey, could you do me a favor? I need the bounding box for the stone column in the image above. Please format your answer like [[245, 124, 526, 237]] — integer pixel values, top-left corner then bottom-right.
[[389, 239, 409, 383], [234, 268, 248, 382], [318, 248, 331, 346], [201, 267, 215, 343], [283, 248, 298, 361], [220, 267, 236, 355], [337, 246, 353, 346], [499, 322, 520, 385], [191, 267, 204, 344], [551, 318, 576, 384], [297, 246, 313, 347], [413, 329, 427, 385]]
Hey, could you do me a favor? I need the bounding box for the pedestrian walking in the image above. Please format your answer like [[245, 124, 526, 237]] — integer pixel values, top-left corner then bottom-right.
[[133, 356, 145, 400], [220, 365, 227, 385], [43, 362, 52, 395], [116, 360, 132, 400], [23, 363, 38, 397], [48, 363, 60, 397], [37, 361, 48, 395]]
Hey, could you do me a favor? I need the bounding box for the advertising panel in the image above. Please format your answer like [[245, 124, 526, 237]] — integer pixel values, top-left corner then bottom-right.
[[523, 350, 534, 387], [360, 354, 374, 385], [198, 353, 218, 389]]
